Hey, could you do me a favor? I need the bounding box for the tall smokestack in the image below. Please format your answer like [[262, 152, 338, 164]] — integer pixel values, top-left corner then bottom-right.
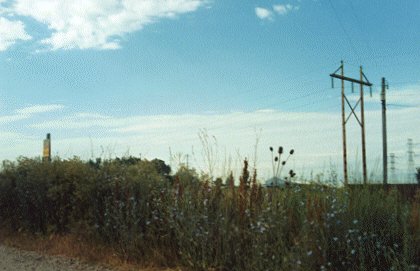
[[43, 133, 51, 162]]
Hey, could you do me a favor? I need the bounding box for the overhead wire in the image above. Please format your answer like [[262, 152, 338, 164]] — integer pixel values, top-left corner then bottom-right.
[[327, 0, 361, 64]]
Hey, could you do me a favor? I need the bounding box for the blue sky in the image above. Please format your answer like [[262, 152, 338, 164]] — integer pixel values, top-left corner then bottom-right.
[[0, 0, 419, 182]]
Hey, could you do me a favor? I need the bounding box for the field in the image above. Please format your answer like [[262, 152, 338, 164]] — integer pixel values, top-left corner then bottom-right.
[[0, 156, 419, 271]]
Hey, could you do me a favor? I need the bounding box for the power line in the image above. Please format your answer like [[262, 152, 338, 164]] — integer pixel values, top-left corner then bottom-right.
[[327, 0, 361, 64], [387, 104, 420, 109]]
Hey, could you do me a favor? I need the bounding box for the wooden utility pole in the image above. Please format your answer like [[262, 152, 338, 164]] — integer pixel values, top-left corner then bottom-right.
[[330, 62, 372, 185], [340, 61, 348, 185], [359, 66, 368, 184], [381, 78, 388, 186]]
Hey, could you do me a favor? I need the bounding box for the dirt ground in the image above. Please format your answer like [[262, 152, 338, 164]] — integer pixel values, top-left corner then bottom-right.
[[0, 244, 114, 271]]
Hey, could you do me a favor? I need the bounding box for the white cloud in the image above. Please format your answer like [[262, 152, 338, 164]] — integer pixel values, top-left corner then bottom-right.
[[0, 104, 64, 124], [16, 104, 65, 115], [256, 4, 299, 21], [273, 4, 299, 15], [9, 0, 206, 50], [0, 17, 31, 51], [346, 85, 420, 107], [386, 86, 419, 106], [0, 113, 28, 124], [255, 7, 273, 20]]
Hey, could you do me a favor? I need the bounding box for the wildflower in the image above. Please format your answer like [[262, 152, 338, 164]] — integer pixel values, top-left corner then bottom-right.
[[351, 249, 356, 255], [333, 237, 338, 241], [307, 250, 313, 256], [353, 219, 358, 224], [296, 260, 302, 265]]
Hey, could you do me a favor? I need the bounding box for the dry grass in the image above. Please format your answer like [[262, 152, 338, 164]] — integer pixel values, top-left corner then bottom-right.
[[0, 228, 179, 271]]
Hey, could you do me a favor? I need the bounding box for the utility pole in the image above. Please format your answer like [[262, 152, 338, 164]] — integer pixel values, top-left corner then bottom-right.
[[381, 78, 388, 186], [330, 61, 372, 185], [340, 61, 348, 185], [186, 154, 189, 169], [407, 138, 415, 182], [359, 66, 368, 184]]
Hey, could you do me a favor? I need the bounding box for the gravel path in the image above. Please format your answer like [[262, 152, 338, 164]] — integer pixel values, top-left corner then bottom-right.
[[0, 245, 114, 271]]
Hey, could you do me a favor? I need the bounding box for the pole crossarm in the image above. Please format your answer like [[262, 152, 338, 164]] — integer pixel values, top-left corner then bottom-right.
[[330, 73, 373, 87]]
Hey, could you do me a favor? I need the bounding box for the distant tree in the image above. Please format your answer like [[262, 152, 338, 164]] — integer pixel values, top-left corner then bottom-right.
[[115, 156, 142, 165], [150, 159, 171, 176], [416, 168, 420, 185]]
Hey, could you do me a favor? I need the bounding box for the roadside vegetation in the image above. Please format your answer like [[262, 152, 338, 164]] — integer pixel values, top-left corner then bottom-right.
[[0, 156, 418, 271]]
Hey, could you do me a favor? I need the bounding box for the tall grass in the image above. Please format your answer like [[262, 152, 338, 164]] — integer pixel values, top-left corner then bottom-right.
[[0, 156, 418, 270]]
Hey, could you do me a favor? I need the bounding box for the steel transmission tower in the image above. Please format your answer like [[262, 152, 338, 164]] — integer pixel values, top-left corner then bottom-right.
[[407, 139, 415, 182], [389, 153, 397, 182]]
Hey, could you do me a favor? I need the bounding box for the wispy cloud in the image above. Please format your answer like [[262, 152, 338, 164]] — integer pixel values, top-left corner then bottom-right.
[[273, 4, 299, 15], [16, 104, 65, 115], [256, 3, 299, 21], [386, 86, 419, 106], [346, 85, 420, 107], [0, 17, 31, 51], [0, 104, 64, 124], [0, 113, 28, 124], [2, 0, 207, 50]]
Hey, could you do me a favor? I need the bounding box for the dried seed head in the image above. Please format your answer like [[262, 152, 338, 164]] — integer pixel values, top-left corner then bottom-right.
[[270, 146, 273, 152], [282, 161, 286, 166], [290, 149, 294, 155], [278, 147, 283, 154], [289, 169, 294, 175], [274, 157, 279, 162]]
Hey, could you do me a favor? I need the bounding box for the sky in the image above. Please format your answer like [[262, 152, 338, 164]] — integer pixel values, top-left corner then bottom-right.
[[0, 0, 419, 183]]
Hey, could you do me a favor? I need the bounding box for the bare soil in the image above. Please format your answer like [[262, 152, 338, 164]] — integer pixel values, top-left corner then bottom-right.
[[0, 244, 114, 271]]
